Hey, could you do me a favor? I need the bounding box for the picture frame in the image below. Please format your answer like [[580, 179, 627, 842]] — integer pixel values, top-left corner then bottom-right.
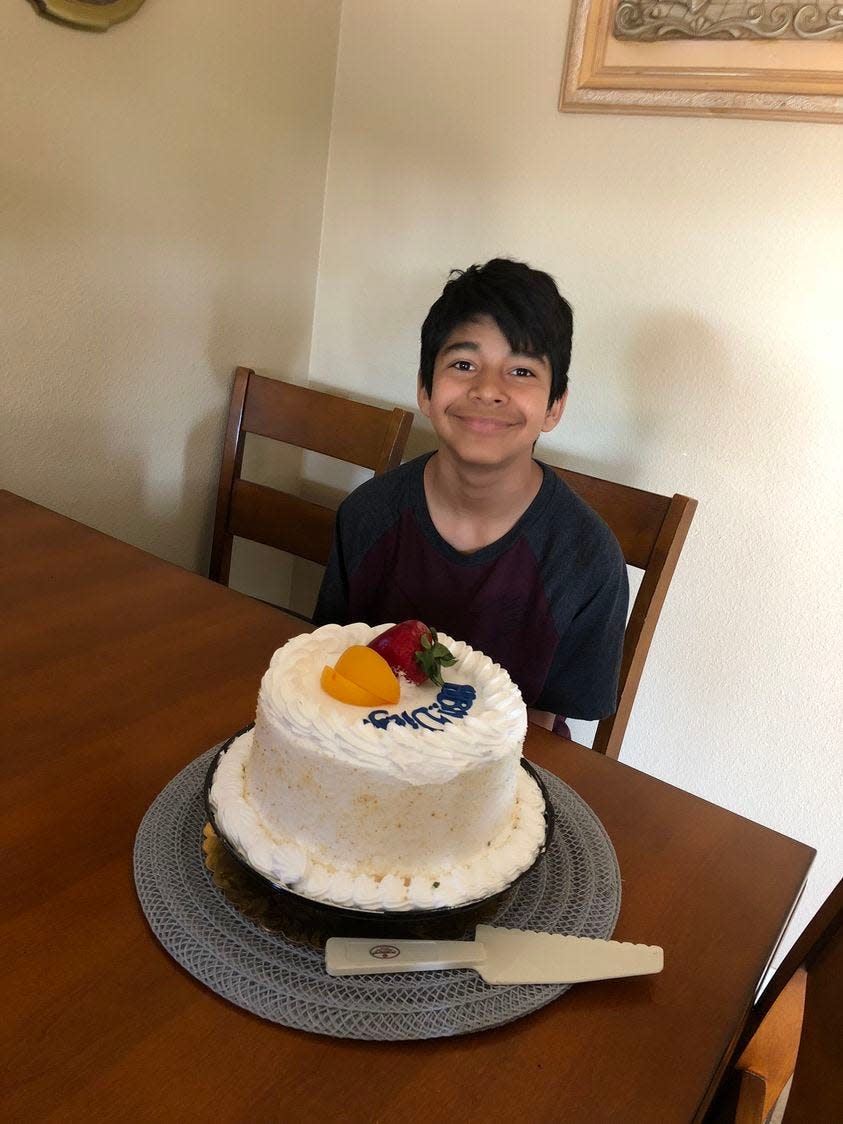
[[31, 0, 146, 32], [560, 0, 843, 123]]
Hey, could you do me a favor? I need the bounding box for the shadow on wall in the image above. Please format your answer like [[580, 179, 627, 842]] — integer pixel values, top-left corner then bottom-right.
[[182, 405, 232, 568], [5, 404, 147, 548], [535, 309, 731, 748], [6, 391, 222, 578], [624, 309, 733, 476], [3, 130, 331, 579], [554, 307, 835, 802], [542, 308, 734, 491], [1, 167, 234, 573]]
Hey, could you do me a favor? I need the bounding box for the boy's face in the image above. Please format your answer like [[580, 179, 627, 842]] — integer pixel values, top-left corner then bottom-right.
[[417, 316, 565, 471]]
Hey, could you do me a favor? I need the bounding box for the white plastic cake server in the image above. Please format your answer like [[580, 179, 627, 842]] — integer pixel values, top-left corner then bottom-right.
[[325, 925, 663, 985]]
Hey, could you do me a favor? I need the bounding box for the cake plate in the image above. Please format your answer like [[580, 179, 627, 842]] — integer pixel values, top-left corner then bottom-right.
[[134, 740, 621, 1041]]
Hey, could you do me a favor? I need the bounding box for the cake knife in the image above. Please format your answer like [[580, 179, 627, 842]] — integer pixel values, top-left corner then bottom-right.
[[325, 925, 663, 985]]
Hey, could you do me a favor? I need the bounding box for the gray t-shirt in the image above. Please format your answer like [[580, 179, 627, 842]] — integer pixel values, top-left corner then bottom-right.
[[314, 454, 628, 719]]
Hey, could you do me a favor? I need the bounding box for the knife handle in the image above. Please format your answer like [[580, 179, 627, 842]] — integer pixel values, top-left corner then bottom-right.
[[325, 938, 483, 976]]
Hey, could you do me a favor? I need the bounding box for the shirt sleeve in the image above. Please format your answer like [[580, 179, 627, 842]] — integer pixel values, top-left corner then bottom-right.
[[535, 553, 629, 720]]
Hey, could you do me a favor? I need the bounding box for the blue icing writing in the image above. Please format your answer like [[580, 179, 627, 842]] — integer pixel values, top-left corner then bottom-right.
[[363, 709, 422, 731], [363, 683, 477, 733], [363, 710, 402, 731], [436, 683, 476, 717], [411, 707, 448, 730]]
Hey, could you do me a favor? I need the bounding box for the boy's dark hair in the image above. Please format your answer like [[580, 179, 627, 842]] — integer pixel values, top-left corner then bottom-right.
[[419, 258, 573, 405]]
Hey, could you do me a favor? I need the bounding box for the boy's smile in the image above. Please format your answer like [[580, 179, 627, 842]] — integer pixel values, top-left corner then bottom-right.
[[417, 316, 565, 471]]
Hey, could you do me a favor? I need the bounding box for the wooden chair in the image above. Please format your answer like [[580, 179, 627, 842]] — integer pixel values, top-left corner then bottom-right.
[[210, 367, 413, 609], [551, 466, 697, 759], [705, 877, 843, 1123]]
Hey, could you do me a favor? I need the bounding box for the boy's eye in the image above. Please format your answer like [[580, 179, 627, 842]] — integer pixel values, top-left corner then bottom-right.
[[512, 367, 535, 378], [452, 360, 474, 371]]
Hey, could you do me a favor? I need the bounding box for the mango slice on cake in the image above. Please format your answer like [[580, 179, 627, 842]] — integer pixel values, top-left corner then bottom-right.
[[320, 645, 400, 706]]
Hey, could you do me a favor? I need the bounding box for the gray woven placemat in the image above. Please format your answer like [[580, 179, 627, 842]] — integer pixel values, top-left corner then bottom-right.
[[134, 745, 621, 1040]]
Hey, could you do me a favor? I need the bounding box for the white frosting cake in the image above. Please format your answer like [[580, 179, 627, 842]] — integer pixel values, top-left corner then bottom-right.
[[209, 622, 546, 911]]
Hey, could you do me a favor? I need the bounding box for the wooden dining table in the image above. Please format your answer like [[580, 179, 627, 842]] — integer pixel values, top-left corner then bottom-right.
[[1, 489, 814, 1123]]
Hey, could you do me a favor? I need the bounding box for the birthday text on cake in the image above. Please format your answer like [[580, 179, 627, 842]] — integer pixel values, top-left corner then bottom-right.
[[363, 683, 476, 732]]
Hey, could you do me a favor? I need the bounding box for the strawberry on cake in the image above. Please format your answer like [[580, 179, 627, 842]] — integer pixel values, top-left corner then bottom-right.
[[209, 620, 547, 912]]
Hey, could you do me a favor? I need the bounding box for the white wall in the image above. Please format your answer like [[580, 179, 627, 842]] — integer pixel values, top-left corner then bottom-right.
[[310, 1, 842, 945], [1, 0, 341, 591]]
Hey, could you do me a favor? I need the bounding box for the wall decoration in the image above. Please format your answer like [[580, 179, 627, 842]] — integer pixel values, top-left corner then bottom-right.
[[30, 0, 146, 32], [560, 0, 843, 121], [614, 1, 843, 41]]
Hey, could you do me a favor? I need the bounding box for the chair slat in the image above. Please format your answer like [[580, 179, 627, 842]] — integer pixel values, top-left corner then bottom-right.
[[242, 373, 411, 472], [553, 467, 673, 570], [228, 479, 336, 567]]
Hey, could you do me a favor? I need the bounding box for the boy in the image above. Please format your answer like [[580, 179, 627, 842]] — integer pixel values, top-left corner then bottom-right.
[[313, 258, 628, 732]]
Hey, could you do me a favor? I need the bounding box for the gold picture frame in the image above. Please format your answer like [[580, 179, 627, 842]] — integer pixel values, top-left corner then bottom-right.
[[560, 0, 843, 122], [31, 0, 146, 32]]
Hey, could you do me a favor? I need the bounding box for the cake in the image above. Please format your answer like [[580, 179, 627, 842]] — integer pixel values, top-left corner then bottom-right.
[[209, 622, 547, 912]]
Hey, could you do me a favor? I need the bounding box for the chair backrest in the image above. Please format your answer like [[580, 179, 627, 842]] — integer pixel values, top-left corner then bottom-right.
[[209, 367, 413, 591], [781, 879, 843, 1121], [720, 877, 843, 1123], [551, 466, 697, 759]]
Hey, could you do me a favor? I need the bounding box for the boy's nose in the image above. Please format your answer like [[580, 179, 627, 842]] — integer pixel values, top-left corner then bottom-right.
[[469, 370, 507, 404]]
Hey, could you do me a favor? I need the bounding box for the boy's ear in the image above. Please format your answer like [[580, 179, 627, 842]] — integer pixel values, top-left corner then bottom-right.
[[417, 373, 432, 418], [541, 388, 567, 433]]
